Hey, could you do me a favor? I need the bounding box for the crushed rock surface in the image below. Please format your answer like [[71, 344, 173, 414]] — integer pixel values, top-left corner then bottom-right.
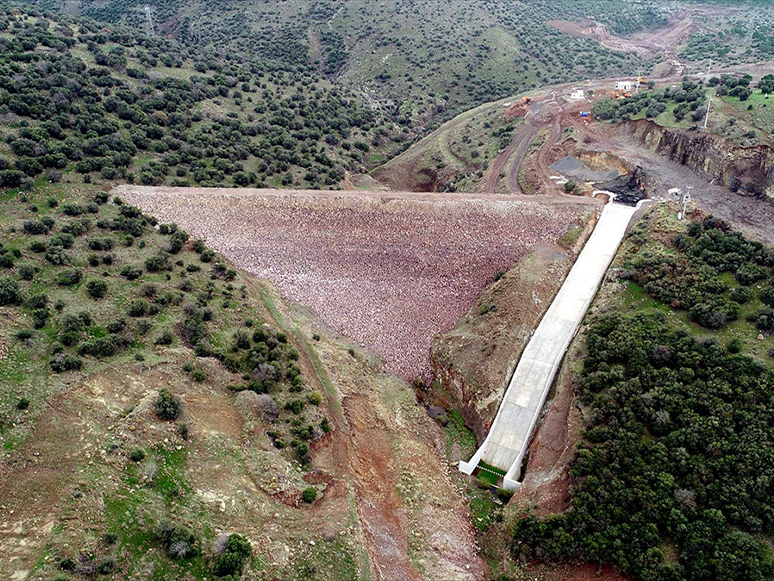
[[119, 187, 585, 379]]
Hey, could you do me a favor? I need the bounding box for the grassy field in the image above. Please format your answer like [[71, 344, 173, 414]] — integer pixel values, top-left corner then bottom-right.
[[720, 89, 774, 137]]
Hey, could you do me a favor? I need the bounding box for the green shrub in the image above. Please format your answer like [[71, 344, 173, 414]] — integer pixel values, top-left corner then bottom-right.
[[145, 254, 169, 272], [50, 353, 82, 373], [155, 330, 174, 345], [284, 399, 304, 414], [128, 299, 149, 317], [155, 387, 182, 420], [232, 329, 251, 350], [168, 230, 189, 254], [0, 251, 14, 268], [120, 265, 143, 280], [16, 397, 30, 410], [86, 279, 108, 299], [731, 286, 754, 304], [23, 220, 50, 235], [0, 277, 23, 305], [212, 533, 252, 577], [32, 309, 50, 329], [107, 319, 126, 334], [28, 240, 46, 253], [16, 264, 35, 281], [61, 219, 90, 236], [62, 203, 84, 216], [156, 520, 196, 559], [78, 336, 125, 358], [320, 417, 331, 433], [129, 448, 145, 462], [192, 370, 206, 382], [50, 234, 74, 251], [16, 328, 33, 340], [56, 269, 82, 286], [96, 557, 116, 574], [25, 293, 48, 309], [296, 442, 310, 463], [301, 487, 317, 504], [307, 391, 322, 405], [88, 237, 114, 251]]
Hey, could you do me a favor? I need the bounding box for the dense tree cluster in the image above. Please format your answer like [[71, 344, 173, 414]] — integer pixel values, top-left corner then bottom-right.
[[22, 0, 661, 127], [0, 3, 401, 188], [512, 217, 774, 581], [592, 79, 707, 123], [680, 19, 774, 66], [628, 216, 774, 329], [1, 185, 329, 468], [709, 74, 754, 101]]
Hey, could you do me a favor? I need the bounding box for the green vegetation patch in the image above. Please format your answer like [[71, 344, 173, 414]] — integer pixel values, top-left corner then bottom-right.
[[512, 212, 774, 581]]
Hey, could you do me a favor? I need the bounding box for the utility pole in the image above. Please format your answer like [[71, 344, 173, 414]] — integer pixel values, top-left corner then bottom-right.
[[144, 5, 155, 38], [678, 186, 692, 220]]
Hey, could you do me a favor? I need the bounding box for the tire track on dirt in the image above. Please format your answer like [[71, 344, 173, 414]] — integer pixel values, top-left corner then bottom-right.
[[485, 124, 529, 193], [507, 124, 539, 194], [535, 115, 564, 194]]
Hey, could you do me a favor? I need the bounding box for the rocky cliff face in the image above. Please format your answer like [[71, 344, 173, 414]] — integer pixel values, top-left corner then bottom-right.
[[620, 119, 774, 198]]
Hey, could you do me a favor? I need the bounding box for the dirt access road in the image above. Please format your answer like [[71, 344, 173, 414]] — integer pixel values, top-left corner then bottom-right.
[[480, 49, 774, 200]]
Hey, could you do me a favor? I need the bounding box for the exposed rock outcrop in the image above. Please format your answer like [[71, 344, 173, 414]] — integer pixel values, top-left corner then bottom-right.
[[619, 119, 774, 198]]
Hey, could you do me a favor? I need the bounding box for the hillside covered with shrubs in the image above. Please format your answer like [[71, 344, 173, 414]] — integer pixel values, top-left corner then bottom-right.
[[0, 183, 335, 578], [512, 210, 774, 581], [0, 2, 406, 191]]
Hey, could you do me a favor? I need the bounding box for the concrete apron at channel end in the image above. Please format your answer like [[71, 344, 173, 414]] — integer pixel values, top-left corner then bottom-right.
[[459, 198, 647, 492]]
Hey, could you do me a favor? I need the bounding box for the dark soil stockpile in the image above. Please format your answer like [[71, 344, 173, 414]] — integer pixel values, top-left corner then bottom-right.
[[594, 166, 647, 206], [117, 187, 587, 379]]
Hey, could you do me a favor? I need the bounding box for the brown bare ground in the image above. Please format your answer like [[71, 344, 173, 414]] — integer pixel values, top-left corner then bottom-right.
[[116, 186, 593, 380], [1, 277, 488, 580], [548, 13, 694, 57]]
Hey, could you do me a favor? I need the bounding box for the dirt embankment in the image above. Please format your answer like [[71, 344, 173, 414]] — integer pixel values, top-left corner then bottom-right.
[[619, 119, 774, 198], [119, 187, 588, 381], [429, 214, 596, 443]]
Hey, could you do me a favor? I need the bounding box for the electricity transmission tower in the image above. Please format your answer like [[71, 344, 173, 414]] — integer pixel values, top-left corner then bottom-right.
[[144, 5, 155, 38]]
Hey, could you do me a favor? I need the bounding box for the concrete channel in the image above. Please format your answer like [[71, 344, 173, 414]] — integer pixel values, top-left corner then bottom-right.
[[459, 199, 642, 490]]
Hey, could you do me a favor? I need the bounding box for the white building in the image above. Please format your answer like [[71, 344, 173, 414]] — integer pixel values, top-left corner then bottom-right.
[[615, 80, 634, 92], [569, 89, 585, 100]]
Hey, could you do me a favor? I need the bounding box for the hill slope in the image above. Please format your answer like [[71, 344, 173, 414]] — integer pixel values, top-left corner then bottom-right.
[[0, 2, 406, 191]]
